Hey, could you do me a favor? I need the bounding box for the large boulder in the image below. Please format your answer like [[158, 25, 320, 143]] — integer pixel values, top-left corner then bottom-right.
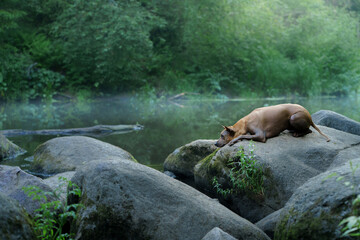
[[0, 165, 56, 216], [70, 159, 270, 240], [0, 134, 26, 160], [0, 192, 35, 240], [274, 158, 360, 240], [312, 110, 360, 136], [190, 126, 360, 222], [31, 136, 136, 175], [163, 139, 217, 181]]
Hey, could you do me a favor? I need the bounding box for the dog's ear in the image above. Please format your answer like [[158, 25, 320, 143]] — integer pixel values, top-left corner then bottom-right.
[[224, 126, 235, 136]]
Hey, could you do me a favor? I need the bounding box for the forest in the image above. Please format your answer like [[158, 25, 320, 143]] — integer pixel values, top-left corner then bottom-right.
[[1, 0, 360, 100]]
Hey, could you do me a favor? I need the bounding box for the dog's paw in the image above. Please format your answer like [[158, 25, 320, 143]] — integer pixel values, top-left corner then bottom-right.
[[228, 140, 237, 146]]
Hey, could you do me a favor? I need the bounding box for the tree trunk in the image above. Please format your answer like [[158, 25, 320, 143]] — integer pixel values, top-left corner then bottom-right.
[[0, 124, 144, 138]]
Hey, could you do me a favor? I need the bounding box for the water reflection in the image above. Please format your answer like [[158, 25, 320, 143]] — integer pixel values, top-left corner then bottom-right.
[[0, 96, 359, 171]]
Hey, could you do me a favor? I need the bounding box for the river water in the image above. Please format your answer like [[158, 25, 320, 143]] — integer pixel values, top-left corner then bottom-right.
[[1, 96, 359, 173]]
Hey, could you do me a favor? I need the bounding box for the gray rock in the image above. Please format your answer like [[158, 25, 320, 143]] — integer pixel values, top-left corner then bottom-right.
[[202, 227, 237, 240], [256, 209, 283, 239], [274, 158, 360, 240], [70, 159, 270, 240], [312, 110, 360, 136], [164, 139, 217, 180], [330, 144, 360, 170], [0, 192, 35, 240], [193, 126, 360, 222], [43, 171, 76, 203], [0, 165, 56, 216], [0, 134, 26, 160], [31, 136, 136, 175], [163, 170, 176, 178]]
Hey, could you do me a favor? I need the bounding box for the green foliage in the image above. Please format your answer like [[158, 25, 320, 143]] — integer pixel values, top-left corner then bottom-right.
[[28, 68, 64, 100], [212, 177, 232, 197], [325, 161, 360, 237], [213, 141, 264, 198], [0, 51, 63, 100], [175, 0, 360, 96], [1, 0, 360, 99], [52, 0, 165, 91], [0, 0, 26, 37], [339, 161, 360, 238], [340, 201, 360, 237], [22, 177, 83, 240]]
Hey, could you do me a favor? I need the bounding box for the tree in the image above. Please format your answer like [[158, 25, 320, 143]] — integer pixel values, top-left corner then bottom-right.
[[53, 0, 165, 91]]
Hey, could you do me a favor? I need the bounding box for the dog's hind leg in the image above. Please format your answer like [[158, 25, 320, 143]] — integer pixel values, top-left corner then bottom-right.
[[289, 112, 312, 137]]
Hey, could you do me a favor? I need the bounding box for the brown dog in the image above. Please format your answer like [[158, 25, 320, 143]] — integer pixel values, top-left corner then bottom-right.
[[215, 104, 330, 147]]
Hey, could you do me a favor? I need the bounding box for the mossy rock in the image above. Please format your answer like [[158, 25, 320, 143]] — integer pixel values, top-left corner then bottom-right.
[[70, 159, 270, 240], [0, 192, 35, 240], [0, 165, 57, 216], [194, 148, 227, 192], [31, 136, 136, 175], [187, 126, 360, 222], [274, 158, 360, 240], [0, 134, 26, 160], [163, 139, 217, 180], [194, 146, 274, 222]]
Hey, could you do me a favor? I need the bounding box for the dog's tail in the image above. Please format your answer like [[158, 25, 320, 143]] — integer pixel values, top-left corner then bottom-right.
[[311, 121, 330, 142]]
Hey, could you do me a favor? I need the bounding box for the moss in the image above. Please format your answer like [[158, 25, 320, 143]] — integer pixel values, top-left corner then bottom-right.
[[165, 143, 217, 177], [274, 208, 339, 240], [195, 148, 221, 179], [197, 148, 220, 169], [78, 201, 152, 240], [130, 155, 138, 163]]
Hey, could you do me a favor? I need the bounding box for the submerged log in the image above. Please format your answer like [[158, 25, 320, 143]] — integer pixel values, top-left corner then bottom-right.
[[0, 124, 144, 138]]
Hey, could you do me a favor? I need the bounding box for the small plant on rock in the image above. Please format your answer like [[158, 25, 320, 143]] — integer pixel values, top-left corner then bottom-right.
[[338, 161, 360, 238], [213, 141, 264, 198], [324, 161, 360, 238], [23, 177, 83, 240]]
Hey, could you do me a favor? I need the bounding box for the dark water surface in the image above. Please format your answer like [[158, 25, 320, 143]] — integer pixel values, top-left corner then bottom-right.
[[1, 96, 359, 173]]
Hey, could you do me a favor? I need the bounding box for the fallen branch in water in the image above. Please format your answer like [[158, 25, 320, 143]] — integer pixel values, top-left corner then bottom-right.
[[168, 92, 200, 101], [0, 124, 144, 138]]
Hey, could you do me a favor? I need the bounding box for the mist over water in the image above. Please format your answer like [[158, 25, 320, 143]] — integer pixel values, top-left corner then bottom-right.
[[1, 96, 359, 173]]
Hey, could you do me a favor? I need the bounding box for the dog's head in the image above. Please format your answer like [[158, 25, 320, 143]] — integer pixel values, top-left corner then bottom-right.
[[215, 126, 235, 147]]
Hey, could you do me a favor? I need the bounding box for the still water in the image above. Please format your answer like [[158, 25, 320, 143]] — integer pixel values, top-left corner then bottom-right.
[[1, 96, 359, 173]]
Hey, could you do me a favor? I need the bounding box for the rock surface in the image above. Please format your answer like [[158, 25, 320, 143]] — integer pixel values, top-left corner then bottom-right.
[[0, 134, 26, 160], [164, 139, 217, 180], [31, 136, 136, 174], [0, 165, 56, 216], [43, 171, 76, 203], [312, 110, 360, 136], [274, 158, 360, 240], [182, 126, 360, 222], [70, 159, 270, 240], [201, 227, 237, 240], [256, 209, 283, 239], [0, 192, 35, 240]]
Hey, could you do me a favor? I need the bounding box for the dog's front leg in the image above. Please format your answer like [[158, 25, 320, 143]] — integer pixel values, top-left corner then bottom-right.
[[228, 136, 242, 146], [228, 131, 266, 146]]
